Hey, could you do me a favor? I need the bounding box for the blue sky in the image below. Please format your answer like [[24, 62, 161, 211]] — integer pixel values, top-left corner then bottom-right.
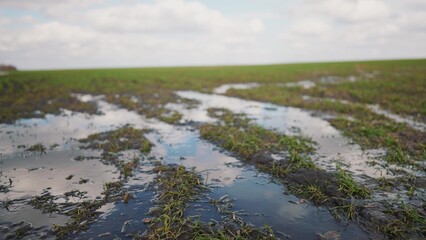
[[0, 0, 425, 69]]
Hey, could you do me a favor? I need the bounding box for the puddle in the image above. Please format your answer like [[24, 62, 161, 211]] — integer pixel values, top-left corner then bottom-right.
[[0, 95, 160, 237], [1, 203, 69, 228], [147, 130, 243, 186], [281, 80, 316, 89], [210, 172, 369, 240], [212, 77, 359, 94], [0, 93, 373, 239], [77, 126, 369, 239], [213, 75, 369, 94], [75, 189, 154, 239], [277, 75, 359, 89], [213, 82, 260, 94], [172, 91, 394, 180], [368, 104, 426, 132]]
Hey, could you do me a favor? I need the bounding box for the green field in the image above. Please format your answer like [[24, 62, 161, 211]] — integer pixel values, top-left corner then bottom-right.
[[1, 59, 425, 239], [2, 59, 425, 162], [2, 59, 425, 117]]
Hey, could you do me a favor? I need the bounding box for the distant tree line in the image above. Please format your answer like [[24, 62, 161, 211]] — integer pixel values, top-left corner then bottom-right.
[[0, 64, 17, 71]]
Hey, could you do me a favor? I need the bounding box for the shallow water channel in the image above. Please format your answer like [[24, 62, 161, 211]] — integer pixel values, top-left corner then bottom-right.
[[0, 90, 381, 239]]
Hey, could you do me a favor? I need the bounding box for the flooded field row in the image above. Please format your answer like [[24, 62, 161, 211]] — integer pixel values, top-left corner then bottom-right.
[[1, 80, 425, 239]]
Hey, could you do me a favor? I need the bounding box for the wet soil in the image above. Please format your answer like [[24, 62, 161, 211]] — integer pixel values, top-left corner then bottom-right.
[[0, 81, 424, 239]]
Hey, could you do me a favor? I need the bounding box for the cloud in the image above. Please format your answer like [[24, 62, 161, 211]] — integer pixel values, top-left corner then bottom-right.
[[288, 18, 331, 37], [87, 0, 263, 36], [313, 0, 391, 22], [0, 0, 105, 12], [0, 0, 266, 69], [0, 0, 425, 69], [0, 21, 97, 54], [281, 0, 425, 52], [0, 17, 11, 25]]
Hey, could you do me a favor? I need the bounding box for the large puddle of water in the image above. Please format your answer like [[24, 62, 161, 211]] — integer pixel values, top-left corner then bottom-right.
[[0, 93, 373, 239], [368, 104, 426, 132], [204, 82, 425, 179], [172, 91, 394, 180]]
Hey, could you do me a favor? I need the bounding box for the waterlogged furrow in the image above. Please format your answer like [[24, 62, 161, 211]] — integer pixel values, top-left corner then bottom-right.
[[367, 104, 426, 132], [138, 164, 278, 239], [199, 108, 370, 201], [171, 87, 425, 239], [0, 96, 159, 239], [173, 90, 392, 179], [1, 90, 424, 239], [0, 94, 372, 239], [221, 80, 425, 172]]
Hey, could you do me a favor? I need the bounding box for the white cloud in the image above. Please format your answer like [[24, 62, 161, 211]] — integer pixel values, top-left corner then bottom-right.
[[281, 0, 426, 60], [18, 15, 39, 24], [0, 17, 11, 25], [87, 0, 263, 36], [315, 0, 391, 22], [23, 22, 97, 44], [396, 12, 426, 31], [0, 0, 105, 12], [0, 0, 266, 68], [290, 18, 331, 36], [400, 0, 426, 9], [0, 0, 425, 69], [0, 21, 97, 55]]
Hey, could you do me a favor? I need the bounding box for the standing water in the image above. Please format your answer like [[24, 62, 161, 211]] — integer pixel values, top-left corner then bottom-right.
[[0, 92, 373, 239]]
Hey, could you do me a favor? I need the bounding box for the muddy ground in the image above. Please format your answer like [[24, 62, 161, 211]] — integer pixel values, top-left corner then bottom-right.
[[0, 61, 425, 239]]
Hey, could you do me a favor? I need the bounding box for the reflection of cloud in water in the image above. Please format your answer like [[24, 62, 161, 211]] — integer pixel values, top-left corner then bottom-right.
[[1, 150, 118, 201], [219, 175, 313, 221], [0, 99, 162, 156], [175, 91, 416, 179], [0, 92, 373, 238], [0, 204, 69, 228], [368, 104, 426, 132], [212, 83, 260, 94], [0, 98, 162, 230], [148, 129, 242, 186]]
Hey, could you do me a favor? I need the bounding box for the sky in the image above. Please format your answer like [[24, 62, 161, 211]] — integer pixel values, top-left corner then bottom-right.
[[0, 0, 425, 70]]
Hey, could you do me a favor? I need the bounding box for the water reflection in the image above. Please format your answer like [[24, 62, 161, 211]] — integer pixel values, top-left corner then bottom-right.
[[368, 104, 426, 132], [210, 171, 369, 240], [213, 82, 260, 94], [174, 91, 394, 179], [0, 92, 374, 239], [0, 96, 158, 233], [148, 130, 242, 186]]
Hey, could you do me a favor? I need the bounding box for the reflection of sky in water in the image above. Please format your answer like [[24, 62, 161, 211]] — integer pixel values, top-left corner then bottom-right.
[[368, 104, 426, 132], [162, 130, 198, 157], [175, 91, 421, 179], [0, 89, 415, 239], [0, 94, 246, 233], [211, 171, 369, 240], [146, 116, 368, 238], [148, 129, 241, 186], [0, 96, 161, 231], [0, 96, 161, 156], [213, 82, 260, 94], [0, 149, 117, 231], [75, 191, 153, 239], [0, 150, 119, 201], [0, 204, 69, 228]]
